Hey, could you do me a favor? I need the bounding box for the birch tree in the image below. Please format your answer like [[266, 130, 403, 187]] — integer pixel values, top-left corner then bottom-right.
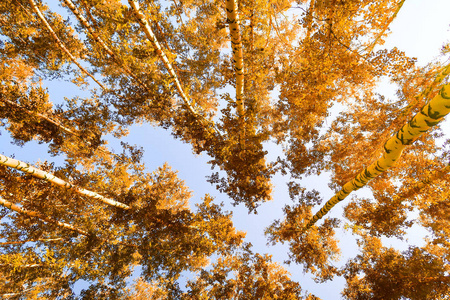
[[305, 84, 450, 229], [0, 156, 245, 297]]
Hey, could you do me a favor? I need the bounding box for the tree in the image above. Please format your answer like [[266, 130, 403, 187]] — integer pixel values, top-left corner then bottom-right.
[[1, 0, 450, 298], [266, 186, 341, 283], [342, 235, 450, 299], [128, 245, 317, 299], [0, 157, 245, 297], [304, 83, 450, 230], [183, 247, 312, 299]]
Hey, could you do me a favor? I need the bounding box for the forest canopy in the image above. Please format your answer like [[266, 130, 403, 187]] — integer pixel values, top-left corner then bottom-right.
[[1, 0, 450, 299]]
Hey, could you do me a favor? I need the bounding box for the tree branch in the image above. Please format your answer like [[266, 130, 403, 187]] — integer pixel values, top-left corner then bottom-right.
[[0, 154, 130, 210]]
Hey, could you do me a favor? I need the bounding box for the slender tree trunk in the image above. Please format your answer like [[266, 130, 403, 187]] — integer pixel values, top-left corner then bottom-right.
[[225, 0, 245, 118], [1, 292, 28, 298], [27, 0, 106, 90], [0, 196, 91, 236], [365, 0, 406, 53], [401, 63, 450, 117], [0, 96, 77, 136], [0, 264, 44, 268], [0, 196, 136, 248], [0, 238, 64, 246], [0, 154, 130, 210], [61, 0, 149, 90], [370, 63, 450, 161], [127, 0, 220, 135], [305, 84, 450, 230], [0, 93, 122, 161]]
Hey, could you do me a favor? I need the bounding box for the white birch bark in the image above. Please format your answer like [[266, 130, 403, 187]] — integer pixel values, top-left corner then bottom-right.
[[0, 264, 44, 268], [0, 238, 64, 246], [0, 95, 121, 161], [0, 154, 130, 210], [0, 97, 77, 137], [372, 63, 450, 153], [406, 63, 450, 113]]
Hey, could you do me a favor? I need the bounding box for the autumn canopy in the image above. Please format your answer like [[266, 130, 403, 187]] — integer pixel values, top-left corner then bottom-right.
[[1, 0, 450, 298]]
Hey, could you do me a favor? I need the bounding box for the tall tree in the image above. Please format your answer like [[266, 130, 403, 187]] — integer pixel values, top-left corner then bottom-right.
[[305, 84, 450, 229]]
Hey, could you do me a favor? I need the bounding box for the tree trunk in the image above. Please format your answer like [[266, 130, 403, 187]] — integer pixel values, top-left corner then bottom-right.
[[305, 84, 450, 230], [225, 0, 245, 118]]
